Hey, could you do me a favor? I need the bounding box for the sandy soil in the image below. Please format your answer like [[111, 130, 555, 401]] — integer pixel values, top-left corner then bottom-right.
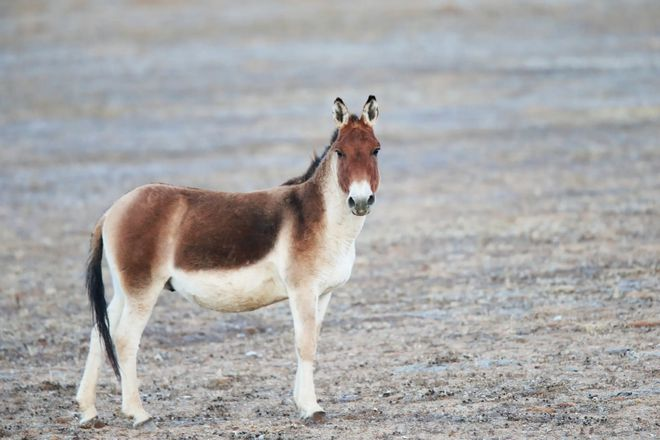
[[1, 1, 659, 438]]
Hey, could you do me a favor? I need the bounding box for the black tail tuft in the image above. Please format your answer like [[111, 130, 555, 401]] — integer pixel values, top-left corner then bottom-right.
[[86, 233, 121, 381]]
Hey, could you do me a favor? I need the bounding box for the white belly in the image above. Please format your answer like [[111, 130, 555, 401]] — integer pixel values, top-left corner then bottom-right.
[[170, 234, 357, 312], [170, 260, 288, 313]]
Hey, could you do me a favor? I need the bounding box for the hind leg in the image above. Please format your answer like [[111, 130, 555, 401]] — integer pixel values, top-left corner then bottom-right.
[[114, 284, 161, 427], [76, 290, 124, 424]]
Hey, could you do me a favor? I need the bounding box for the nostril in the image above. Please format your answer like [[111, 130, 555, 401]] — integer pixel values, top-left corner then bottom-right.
[[347, 197, 356, 208], [367, 195, 375, 206]]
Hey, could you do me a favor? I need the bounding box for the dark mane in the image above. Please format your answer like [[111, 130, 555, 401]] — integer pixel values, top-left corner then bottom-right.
[[282, 128, 339, 186]]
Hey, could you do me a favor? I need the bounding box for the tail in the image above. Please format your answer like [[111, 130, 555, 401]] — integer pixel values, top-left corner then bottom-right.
[[86, 216, 121, 381]]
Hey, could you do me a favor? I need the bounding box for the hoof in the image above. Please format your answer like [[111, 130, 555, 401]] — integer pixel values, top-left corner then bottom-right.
[[79, 408, 98, 427], [311, 410, 326, 424], [301, 408, 326, 424], [132, 414, 154, 428], [79, 416, 106, 429]]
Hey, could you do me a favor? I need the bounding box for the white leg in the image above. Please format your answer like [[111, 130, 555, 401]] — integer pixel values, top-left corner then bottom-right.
[[316, 292, 332, 337], [289, 289, 324, 419], [76, 291, 124, 425], [114, 289, 159, 427]]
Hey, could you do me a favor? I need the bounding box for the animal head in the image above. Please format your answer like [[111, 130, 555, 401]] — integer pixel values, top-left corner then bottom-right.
[[331, 96, 380, 216]]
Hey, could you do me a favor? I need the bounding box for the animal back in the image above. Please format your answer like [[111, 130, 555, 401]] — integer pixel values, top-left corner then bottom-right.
[[174, 189, 284, 270]]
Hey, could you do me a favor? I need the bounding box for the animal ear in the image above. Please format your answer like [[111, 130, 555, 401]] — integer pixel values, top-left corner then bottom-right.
[[362, 95, 379, 126], [333, 97, 349, 127]]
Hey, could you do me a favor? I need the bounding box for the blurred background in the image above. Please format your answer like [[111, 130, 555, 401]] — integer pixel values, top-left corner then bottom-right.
[[1, 1, 659, 438]]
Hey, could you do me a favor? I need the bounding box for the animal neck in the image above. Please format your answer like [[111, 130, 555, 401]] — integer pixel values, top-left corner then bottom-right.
[[310, 151, 366, 244]]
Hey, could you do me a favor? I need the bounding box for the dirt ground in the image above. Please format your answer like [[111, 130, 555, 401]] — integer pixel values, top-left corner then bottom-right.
[[1, 1, 659, 438]]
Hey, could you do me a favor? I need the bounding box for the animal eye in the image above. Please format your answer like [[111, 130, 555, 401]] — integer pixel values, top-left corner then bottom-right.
[[372, 148, 380, 157], [336, 150, 345, 158]]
